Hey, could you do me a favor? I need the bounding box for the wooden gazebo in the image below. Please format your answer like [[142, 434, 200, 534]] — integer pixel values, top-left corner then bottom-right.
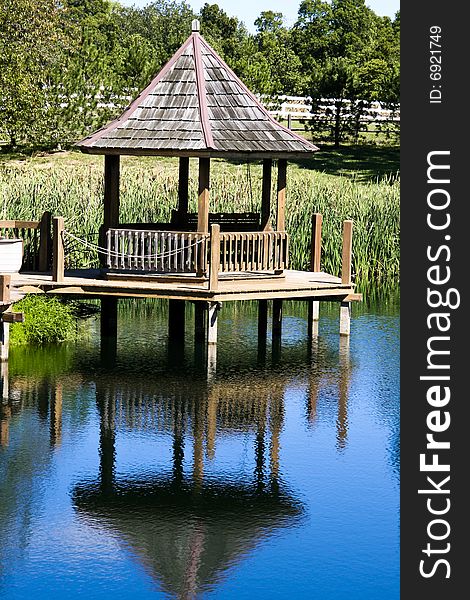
[[2, 21, 358, 365], [76, 20, 319, 279]]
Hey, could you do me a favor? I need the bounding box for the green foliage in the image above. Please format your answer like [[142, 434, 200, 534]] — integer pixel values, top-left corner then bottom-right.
[[10, 295, 76, 345], [0, 0, 400, 151], [0, 0, 68, 148], [294, 0, 400, 146]]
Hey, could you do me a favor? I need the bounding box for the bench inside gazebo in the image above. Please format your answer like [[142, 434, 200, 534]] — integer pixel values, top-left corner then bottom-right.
[[76, 20, 318, 282]]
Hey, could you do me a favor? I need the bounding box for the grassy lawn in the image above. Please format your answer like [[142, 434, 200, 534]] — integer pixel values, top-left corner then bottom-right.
[[0, 141, 400, 185]]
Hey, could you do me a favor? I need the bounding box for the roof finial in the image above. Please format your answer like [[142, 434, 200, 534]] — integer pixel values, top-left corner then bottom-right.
[[192, 19, 200, 33]]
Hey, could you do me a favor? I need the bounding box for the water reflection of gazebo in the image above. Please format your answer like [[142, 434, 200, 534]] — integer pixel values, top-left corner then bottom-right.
[[72, 375, 304, 599]]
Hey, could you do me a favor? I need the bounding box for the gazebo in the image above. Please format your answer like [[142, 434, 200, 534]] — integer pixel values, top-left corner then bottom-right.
[[76, 20, 319, 279]]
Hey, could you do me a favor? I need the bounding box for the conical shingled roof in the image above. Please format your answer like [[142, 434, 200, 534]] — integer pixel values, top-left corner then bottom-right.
[[77, 23, 318, 158]]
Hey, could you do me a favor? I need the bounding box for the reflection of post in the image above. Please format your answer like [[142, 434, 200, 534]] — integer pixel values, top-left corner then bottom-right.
[[254, 393, 269, 493], [50, 381, 63, 447], [1, 360, 8, 401], [0, 403, 10, 447], [306, 371, 319, 425], [172, 403, 184, 489], [206, 302, 219, 381], [337, 336, 351, 450], [96, 384, 116, 494], [272, 299, 282, 363], [269, 387, 284, 490], [206, 388, 217, 459], [257, 300, 268, 365], [193, 400, 205, 488], [0, 361, 9, 445]]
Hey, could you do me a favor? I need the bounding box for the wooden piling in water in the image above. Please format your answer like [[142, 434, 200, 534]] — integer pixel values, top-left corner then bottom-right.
[[272, 299, 282, 336], [308, 213, 322, 337], [52, 216, 65, 283], [0, 275, 10, 362], [194, 301, 206, 343], [168, 299, 186, 341], [340, 220, 353, 336]]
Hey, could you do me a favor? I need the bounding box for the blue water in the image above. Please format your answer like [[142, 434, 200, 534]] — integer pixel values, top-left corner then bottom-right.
[[0, 300, 399, 599]]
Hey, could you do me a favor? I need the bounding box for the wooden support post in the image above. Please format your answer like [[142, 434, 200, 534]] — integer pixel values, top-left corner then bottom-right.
[[0, 275, 11, 363], [208, 224, 220, 291], [341, 220, 353, 284], [272, 299, 282, 336], [101, 155, 120, 265], [168, 299, 186, 341], [340, 220, 353, 336], [38, 211, 52, 272], [340, 301, 351, 336], [197, 157, 210, 234], [287, 113, 292, 130], [104, 155, 120, 229], [101, 297, 118, 338], [206, 302, 219, 378], [52, 216, 65, 283], [261, 159, 272, 230], [0, 274, 10, 304], [207, 302, 219, 345], [194, 301, 206, 343], [276, 159, 287, 232], [1, 321, 10, 363], [100, 297, 118, 365], [197, 158, 210, 276], [178, 156, 190, 215], [258, 299, 268, 340], [308, 301, 320, 339], [311, 213, 323, 272], [308, 213, 322, 336]]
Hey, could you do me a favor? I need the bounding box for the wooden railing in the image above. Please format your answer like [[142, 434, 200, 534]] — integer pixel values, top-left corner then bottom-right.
[[0, 212, 52, 271], [105, 227, 289, 280], [106, 229, 209, 273], [218, 231, 288, 274]]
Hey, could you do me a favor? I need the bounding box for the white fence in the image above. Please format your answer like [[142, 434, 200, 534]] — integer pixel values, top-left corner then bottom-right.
[[263, 95, 400, 122]]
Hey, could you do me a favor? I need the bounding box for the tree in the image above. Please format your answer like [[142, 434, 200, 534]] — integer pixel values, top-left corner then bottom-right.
[[296, 0, 400, 146], [0, 0, 67, 147]]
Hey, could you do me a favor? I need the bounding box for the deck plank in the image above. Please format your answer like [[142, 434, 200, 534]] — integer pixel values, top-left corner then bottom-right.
[[11, 269, 358, 302]]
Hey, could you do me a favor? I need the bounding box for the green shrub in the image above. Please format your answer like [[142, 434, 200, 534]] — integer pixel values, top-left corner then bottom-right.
[[10, 295, 76, 345]]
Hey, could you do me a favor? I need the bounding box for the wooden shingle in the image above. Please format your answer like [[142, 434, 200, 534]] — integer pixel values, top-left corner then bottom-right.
[[77, 26, 318, 158]]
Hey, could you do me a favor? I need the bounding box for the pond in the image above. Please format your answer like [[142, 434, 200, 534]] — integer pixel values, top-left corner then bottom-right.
[[0, 298, 399, 600]]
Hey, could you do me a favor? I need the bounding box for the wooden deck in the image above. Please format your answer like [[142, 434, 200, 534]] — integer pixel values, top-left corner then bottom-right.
[[11, 269, 360, 303]]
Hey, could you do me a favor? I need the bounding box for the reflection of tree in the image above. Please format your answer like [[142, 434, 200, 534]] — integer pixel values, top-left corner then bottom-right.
[[0, 382, 55, 587]]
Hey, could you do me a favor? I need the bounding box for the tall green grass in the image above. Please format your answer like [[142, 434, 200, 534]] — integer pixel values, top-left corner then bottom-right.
[[0, 156, 399, 294]]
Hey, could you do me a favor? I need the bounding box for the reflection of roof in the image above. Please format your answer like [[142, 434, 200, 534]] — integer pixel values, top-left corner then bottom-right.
[[73, 478, 303, 598], [77, 25, 318, 158]]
